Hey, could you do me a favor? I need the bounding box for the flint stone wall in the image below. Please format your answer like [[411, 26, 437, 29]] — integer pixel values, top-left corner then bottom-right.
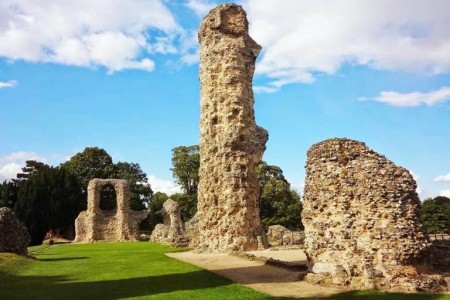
[[74, 179, 147, 242], [150, 199, 188, 247], [302, 138, 446, 292], [0, 207, 30, 256], [195, 3, 269, 253], [267, 225, 304, 246]]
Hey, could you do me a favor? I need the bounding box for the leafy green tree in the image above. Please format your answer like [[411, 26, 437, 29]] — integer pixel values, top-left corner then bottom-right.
[[61, 147, 115, 189], [14, 166, 83, 245], [61, 147, 151, 210], [421, 197, 450, 237], [171, 145, 199, 195], [170, 193, 197, 221], [114, 162, 153, 211], [257, 161, 303, 230]]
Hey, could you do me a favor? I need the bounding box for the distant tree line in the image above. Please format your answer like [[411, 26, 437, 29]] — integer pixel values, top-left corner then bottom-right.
[[420, 196, 450, 237], [0, 147, 153, 245]]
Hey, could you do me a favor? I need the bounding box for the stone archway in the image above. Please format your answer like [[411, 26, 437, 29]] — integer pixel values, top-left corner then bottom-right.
[[74, 179, 147, 242]]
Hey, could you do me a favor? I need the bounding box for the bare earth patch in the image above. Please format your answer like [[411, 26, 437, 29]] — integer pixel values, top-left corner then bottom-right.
[[166, 249, 346, 299]]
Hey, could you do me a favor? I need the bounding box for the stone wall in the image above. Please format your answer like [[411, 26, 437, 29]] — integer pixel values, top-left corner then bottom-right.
[[267, 225, 304, 246], [0, 207, 30, 256], [74, 179, 147, 242], [150, 199, 188, 247], [302, 138, 446, 292], [194, 3, 269, 253]]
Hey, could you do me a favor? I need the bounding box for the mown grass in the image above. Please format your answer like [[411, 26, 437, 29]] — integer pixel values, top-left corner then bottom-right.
[[0, 242, 449, 300], [0, 242, 273, 300]]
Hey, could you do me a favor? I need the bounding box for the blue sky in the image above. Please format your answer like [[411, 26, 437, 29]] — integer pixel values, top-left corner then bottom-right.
[[1, 0, 450, 198]]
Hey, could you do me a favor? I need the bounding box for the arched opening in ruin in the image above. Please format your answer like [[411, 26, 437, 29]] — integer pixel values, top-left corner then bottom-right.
[[99, 184, 117, 211]]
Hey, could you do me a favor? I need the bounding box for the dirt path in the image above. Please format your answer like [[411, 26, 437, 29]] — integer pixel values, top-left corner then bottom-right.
[[166, 251, 346, 299]]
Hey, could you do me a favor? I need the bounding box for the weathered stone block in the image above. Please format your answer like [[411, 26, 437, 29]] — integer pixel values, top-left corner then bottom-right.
[[0, 207, 30, 256], [302, 138, 447, 292]]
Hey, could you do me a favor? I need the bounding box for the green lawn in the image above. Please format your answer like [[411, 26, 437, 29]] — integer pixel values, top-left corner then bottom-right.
[[0, 242, 273, 300], [0, 242, 449, 300]]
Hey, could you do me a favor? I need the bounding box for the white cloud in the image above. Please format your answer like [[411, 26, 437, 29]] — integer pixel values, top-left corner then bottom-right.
[[244, 0, 450, 88], [0, 151, 46, 181], [148, 175, 182, 195], [360, 87, 450, 107], [440, 190, 450, 198], [253, 85, 278, 94], [184, 0, 216, 17], [435, 172, 450, 182], [0, 80, 17, 88], [0, 0, 181, 72]]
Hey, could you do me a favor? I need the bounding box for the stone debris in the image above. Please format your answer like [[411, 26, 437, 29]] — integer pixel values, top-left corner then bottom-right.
[[195, 3, 269, 253], [0, 207, 30, 256], [150, 199, 189, 247], [185, 213, 199, 248], [74, 179, 147, 242], [267, 225, 304, 246], [302, 138, 447, 292]]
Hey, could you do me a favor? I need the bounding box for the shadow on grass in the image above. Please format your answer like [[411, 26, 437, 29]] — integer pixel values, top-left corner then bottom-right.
[[0, 269, 232, 300], [37, 257, 89, 262]]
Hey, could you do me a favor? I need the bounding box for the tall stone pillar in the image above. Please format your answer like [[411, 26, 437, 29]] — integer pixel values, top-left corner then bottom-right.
[[194, 3, 268, 253]]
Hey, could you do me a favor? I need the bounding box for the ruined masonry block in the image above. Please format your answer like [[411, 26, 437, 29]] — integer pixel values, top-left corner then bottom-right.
[[150, 199, 188, 247], [0, 207, 30, 256], [194, 3, 269, 253], [74, 179, 147, 242], [302, 138, 447, 292]]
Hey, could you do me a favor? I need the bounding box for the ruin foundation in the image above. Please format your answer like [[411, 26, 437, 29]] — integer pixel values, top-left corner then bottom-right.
[[194, 3, 269, 253], [302, 138, 447, 292], [74, 179, 147, 243]]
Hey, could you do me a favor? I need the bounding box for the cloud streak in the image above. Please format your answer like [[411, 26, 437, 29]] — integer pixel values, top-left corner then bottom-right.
[[359, 86, 450, 107], [0, 80, 17, 88], [435, 172, 450, 182]]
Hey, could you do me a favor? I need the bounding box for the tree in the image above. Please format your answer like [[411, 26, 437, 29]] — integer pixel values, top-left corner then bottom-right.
[[61, 147, 115, 189], [171, 145, 200, 195], [114, 162, 153, 211], [257, 161, 303, 230], [61, 147, 151, 210], [0, 180, 18, 208], [146, 192, 169, 230], [421, 197, 450, 237], [16, 160, 48, 179], [14, 166, 83, 245]]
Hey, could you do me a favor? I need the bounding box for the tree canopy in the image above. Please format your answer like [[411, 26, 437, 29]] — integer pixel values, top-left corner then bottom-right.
[[421, 196, 450, 236], [170, 145, 199, 195], [61, 147, 152, 210]]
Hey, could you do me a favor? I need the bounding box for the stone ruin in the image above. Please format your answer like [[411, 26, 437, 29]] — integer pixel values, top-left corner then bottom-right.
[[150, 199, 189, 247], [302, 138, 447, 292], [194, 3, 269, 253], [267, 225, 304, 246], [0, 207, 30, 256], [74, 179, 147, 242]]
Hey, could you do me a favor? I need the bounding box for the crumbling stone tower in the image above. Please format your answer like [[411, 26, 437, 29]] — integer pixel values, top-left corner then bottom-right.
[[74, 179, 147, 242], [195, 3, 269, 252], [302, 138, 446, 292]]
